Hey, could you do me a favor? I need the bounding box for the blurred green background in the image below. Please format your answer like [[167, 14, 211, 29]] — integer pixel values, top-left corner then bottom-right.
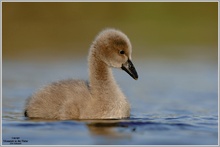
[[3, 2, 218, 61]]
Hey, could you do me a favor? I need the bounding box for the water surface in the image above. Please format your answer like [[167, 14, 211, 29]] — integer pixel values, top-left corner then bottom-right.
[[2, 57, 218, 145]]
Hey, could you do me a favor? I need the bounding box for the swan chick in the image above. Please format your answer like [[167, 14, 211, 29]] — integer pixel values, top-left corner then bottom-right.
[[24, 28, 138, 120]]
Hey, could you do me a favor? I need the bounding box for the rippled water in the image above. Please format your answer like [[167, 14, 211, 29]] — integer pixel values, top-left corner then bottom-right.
[[2, 57, 218, 145]]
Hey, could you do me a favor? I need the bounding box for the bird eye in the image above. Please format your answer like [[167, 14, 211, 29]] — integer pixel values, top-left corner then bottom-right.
[[119, 50, 125, 54]]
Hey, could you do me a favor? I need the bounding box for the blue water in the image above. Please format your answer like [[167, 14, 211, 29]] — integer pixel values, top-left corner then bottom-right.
[[2, 57, 218, 145]]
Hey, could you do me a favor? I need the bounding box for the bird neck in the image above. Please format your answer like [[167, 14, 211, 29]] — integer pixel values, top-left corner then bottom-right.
[[88, 51, 121, 99]]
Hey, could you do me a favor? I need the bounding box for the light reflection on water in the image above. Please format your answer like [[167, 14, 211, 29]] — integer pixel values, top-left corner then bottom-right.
[[2, 57, 218, 145]]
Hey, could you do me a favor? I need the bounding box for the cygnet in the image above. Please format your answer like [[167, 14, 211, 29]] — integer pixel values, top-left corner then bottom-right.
[[24, 28, 138, 120]]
